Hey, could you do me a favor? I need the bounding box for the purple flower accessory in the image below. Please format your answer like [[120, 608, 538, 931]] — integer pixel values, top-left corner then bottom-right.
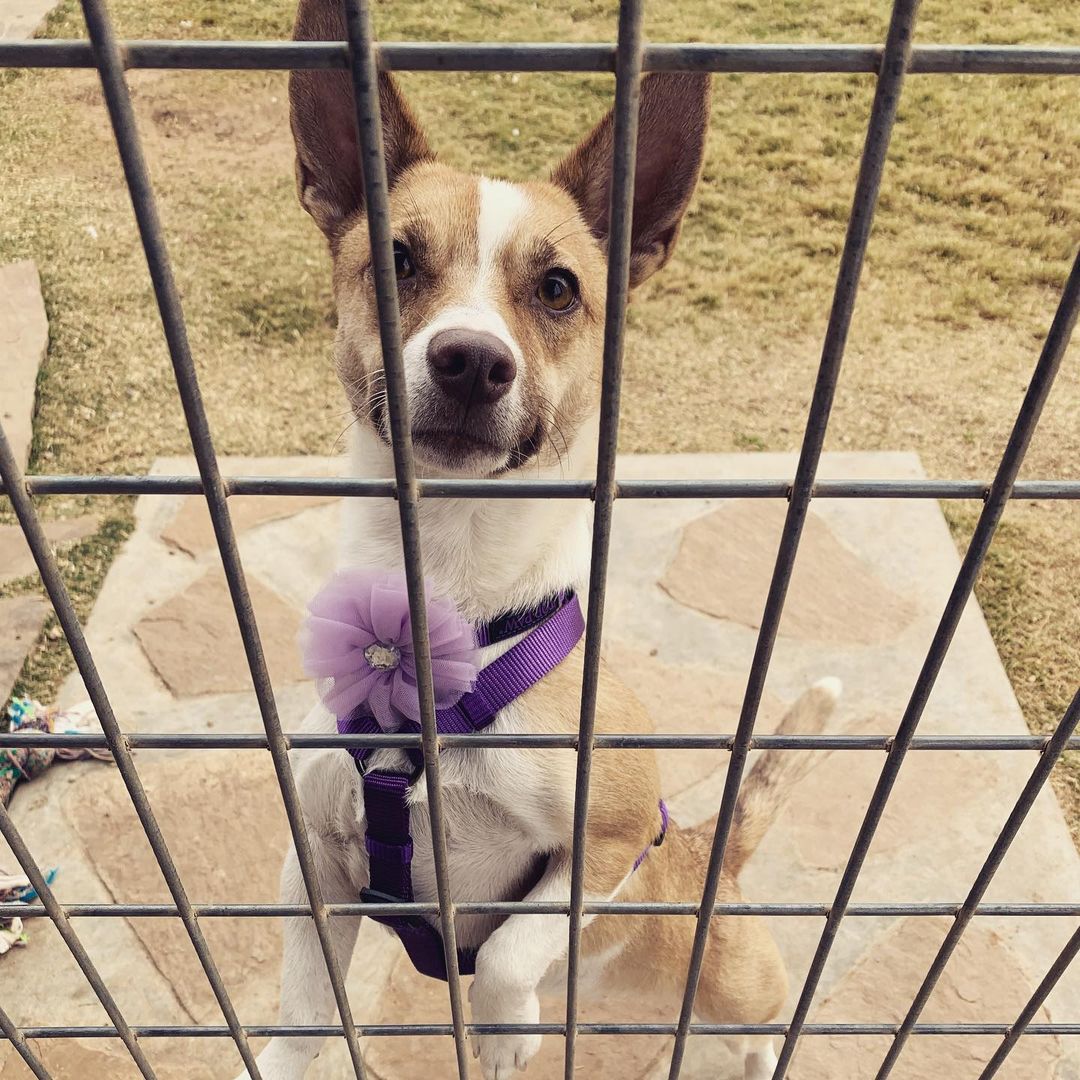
[[301, 569, 480, 732]]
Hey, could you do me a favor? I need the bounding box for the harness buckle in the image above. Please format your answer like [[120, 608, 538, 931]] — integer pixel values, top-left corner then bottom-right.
[[359, 886, 428, 928], [350, 749, 424, 784]]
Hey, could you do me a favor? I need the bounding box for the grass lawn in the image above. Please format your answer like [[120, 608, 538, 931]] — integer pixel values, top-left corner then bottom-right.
[[1, 2, 1078, 830]]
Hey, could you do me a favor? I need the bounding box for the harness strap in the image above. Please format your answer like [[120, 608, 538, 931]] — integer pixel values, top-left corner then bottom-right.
[[338, 594, 585, 767], [361, 769, 477, 980], [434, 596, 585, 734], [361, 771, 413, 902], [335, 590, 668, 982], [361, 773, 668, 981], [635, 799, 669, 870]]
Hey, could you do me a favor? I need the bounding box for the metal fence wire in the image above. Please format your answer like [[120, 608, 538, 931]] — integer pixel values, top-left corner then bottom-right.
[[1, 1, 1079, 1078]]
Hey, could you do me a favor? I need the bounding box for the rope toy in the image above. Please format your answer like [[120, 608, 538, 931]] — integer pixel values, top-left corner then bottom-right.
[[1, 698, 112, 808]]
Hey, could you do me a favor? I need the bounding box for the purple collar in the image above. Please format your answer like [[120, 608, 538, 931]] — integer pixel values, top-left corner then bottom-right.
[[476, 589, 574, 646]]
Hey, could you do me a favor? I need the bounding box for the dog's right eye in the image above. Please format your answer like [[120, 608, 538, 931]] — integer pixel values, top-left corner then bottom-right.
[[393, 241, 415, 281]]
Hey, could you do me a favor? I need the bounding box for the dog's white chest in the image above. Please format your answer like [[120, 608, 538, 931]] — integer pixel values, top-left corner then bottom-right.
[[405, 777, 545, 948]]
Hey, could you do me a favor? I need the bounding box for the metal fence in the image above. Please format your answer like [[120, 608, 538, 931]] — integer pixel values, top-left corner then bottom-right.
[[1, 1, 1079, 1078]]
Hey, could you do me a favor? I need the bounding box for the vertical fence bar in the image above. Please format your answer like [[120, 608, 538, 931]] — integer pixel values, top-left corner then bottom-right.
[[876, 685, 1080, 1077], [562, 2, 644, 1077], [0, 797, 154, 1079], [339, 2, 470, 1075], [0, 1002, 51, 1080], [774, 250, 1080, 1079], [665, 3, 922, 1078], [77, 1, 367, 1074], [978, 923, 1080, 1079]]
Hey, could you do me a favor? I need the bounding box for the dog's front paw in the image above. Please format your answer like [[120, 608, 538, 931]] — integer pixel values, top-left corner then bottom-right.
[[230, 1040, 315, 1080], [469, 978, 542, 1079], [230, 1063, 304, 1080]]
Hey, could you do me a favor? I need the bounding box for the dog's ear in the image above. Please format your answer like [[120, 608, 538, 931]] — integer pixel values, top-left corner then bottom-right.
[[551, 73, 710, 287], [289, 0, 434, 241]]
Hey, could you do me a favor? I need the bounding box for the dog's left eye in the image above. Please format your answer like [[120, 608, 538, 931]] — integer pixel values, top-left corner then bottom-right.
[[393, 240, 415, 281], [537, 269, 577, 312]]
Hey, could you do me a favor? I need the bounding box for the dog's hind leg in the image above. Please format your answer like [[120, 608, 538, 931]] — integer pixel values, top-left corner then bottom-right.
[[233, 840, 362, 1080], [686, 913, 787, 1080]]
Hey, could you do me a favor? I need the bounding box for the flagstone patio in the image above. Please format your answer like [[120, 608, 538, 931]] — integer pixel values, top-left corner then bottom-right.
[[2, 451, 1078, 1079]]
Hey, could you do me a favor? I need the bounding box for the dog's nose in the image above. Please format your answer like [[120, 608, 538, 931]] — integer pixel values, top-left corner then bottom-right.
[[427, 329, 517, 406]]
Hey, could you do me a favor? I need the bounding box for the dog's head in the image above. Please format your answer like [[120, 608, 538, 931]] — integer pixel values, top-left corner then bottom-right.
[[290, 2, 710, 477]]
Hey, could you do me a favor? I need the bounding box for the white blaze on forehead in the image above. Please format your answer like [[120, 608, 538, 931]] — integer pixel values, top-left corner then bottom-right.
[[426, 176, 530, 364], [398, 177, 531, 430], [476, 177, 530, 277]]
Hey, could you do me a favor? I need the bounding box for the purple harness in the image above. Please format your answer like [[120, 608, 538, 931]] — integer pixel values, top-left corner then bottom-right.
[[336, 590, 668, 982]]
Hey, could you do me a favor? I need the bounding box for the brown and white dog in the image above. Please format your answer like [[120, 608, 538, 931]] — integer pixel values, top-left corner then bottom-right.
[[239, 3, 840, 1078]]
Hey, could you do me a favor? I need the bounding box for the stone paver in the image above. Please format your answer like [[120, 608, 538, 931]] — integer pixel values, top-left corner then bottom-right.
[[794, 916, 1062, 1080], [161, 491, 339, 557], [661, 497, 917, 644], [0, 516, 99, 588], [0, 595, 47, 704], [133, 566, 305, 696], [0, 0, 56, 41], [63, 749, 291, 1022], [0, 261, 48, 467], [2, 451, 1077, 1080]]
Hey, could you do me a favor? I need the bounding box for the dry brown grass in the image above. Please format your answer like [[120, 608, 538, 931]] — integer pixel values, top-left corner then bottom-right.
[[1, 2, 1077, 830]]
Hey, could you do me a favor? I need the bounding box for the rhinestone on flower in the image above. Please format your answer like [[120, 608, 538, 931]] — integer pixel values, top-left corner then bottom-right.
[[301, 568, 480, 732], [364, 642, 401, 671]]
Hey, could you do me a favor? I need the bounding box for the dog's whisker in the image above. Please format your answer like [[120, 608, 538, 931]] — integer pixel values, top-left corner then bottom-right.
[[539, 214, 578, 249], [547, 225, 594, 248], [534, 397, 571, 476], [331, 412, 364, 454]]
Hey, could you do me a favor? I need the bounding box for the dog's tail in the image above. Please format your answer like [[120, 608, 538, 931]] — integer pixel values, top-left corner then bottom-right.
[[704, 677, 841, 878]]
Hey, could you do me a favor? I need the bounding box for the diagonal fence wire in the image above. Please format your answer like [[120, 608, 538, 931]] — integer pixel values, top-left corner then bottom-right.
[[562, 1, 644, 1077], [665, 3, 923, 1077], [0, 1001, 50, 1080], [772, 246, 1080, 1078], [338, 0, 471, 1075], [3, 414, 225, 1080], [0, 759, 153, 1078], [77, 0, 367, 1074], [978, 922, 1080, 1078], [875, 685, 1080, 1077]]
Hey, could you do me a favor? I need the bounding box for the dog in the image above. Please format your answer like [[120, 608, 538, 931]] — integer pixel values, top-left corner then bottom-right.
[[237, 3, 840, 1077]]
